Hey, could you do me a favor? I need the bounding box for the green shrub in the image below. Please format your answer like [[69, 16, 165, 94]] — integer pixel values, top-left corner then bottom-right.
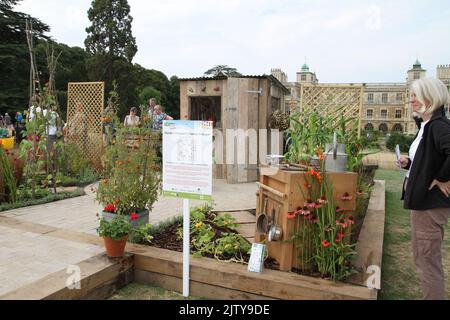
[[360, 130, 381, 150], [386, 132, 415, 153]]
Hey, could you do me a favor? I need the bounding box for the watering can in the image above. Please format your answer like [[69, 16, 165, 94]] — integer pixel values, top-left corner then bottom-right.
[[324, 132, 348, 172]]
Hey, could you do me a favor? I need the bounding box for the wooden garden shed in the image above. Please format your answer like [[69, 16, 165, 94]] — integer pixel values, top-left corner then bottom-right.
[[179, 75, 289, 183]]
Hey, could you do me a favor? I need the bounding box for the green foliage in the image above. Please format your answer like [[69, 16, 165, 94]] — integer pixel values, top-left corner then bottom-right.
[[291, 166, 358, 280], [285, 107, 364, 172], [0, 148, 18, 203], [212, 213, 238, 229], [139, 86, 161, 106], [129, 222, 154, 244], [85, 0, 137, 62], [95, 90, 161, 215], [0, 0, 50, 115], [84, 0, 139, 117], [386, 132, 415, 153], [213, 233, 251, 260], [176, 205, 251, 263], [97, 215, 133, 240], [360, 130, 382, 150], [204, 65, 241, 77], [17, 184, 51, 200], [60, 143, 92, 176], [0, 187, 84, 212]]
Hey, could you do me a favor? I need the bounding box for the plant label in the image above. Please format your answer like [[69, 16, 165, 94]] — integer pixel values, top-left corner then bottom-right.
[[248, 243, 266, 273], [395, 144, 401, 162]]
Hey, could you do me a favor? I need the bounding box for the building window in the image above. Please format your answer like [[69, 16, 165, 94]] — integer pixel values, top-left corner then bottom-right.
[[364, 123, 374, 131], [396, 93, 403, 102], [395, 109, 402, 119], [414, 71, 420, 80], [366, 109, 373, 118], [368, 93, 374, 103], [393, 124, 403, 132], [379, 123, 388, 132], [382, 93, 388, 104], [381, 109, 387, 118], [301, 74, 307, 81]]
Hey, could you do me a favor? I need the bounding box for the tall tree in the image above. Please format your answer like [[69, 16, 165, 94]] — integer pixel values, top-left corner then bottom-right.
[[84, 0, 138, 116], [204, 65, 241, 77], [0, 0, 49, 114]]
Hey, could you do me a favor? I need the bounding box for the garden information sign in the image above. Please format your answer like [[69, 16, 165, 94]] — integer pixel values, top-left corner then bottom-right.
[[162, 120, 213, 201], [162, 120, 213, 297]]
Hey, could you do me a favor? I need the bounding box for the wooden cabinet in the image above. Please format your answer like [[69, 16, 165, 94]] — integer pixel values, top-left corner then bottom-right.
[[255, 168, 358, 271]]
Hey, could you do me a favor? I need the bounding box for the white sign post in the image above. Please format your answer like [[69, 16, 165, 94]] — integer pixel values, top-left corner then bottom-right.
[[162, 120, 213, 297]]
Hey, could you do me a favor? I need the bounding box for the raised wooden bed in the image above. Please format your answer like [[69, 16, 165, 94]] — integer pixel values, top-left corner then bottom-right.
[[0, 253, 134, 300], [0, 181, 384, 300], [131, 180, 384, 300]]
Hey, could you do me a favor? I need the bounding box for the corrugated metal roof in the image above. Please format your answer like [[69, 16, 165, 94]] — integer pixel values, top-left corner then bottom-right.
[[179, 74, 289, 93]]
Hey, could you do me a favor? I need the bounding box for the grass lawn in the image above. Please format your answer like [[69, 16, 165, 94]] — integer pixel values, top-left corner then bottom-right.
[[376, 169, 450, 299], [108, 283, 205, 300]]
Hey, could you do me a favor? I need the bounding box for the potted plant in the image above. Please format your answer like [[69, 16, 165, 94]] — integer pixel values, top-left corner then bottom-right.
[[97, 214, 134, 257], [95, 99, 161, 227]]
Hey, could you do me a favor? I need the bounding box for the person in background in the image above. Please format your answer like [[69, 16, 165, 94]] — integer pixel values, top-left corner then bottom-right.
[[124, 107, 140, 127], [43, 106, 59, 157], [397, 77, 450, 300], [148, 98, 157, 118], [151, 105, 173, 131], [65, 101, 87, 149], [15, 112, 23, 124], [15, 112, 23, 143]]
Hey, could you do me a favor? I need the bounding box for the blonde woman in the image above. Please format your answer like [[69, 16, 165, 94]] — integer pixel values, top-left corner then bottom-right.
[[398, 77, 450, 299]]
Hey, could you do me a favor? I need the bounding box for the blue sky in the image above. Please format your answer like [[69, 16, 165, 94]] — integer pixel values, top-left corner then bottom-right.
[[17, 0, 450, 83]]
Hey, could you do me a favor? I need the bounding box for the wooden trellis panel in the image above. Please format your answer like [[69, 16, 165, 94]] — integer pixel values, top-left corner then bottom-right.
[[67, 82, 105, 169], [300, 84, 364, 136]]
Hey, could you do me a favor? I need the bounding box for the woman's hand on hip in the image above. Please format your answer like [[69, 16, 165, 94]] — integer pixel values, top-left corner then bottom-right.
[[429, 179, 450, 197]]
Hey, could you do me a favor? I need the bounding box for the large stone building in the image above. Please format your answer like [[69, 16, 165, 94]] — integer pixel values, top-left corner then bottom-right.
[[272, 61, 450, 135]]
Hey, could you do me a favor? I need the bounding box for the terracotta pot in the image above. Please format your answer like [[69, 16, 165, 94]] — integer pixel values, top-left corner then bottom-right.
[[103, 235, 128, 258]]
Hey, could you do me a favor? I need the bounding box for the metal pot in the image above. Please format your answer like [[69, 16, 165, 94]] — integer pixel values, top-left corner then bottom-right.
[[325, 132, 348, 172], [268, 205, 283, 242], [256, 198, 270, 234]]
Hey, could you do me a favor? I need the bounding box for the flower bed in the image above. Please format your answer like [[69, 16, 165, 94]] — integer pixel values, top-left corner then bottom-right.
[[135, 205, 256, 264]]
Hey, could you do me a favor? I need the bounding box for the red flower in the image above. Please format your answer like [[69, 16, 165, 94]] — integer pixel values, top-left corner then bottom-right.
[[310, 214, 319, 223], [287, 211, 297, 219], [103, 203, 116, 213], [317, 196, 327, 204], [314, 202, 322, 209], [341, 192, 353, 201], [304, 199, 315, 208], [335, 232, 346, 243], [347, 215, 355, 225], [299, 206, 311, 216], [130, 212, 139, 221], [322, 240, 331, 248], [336, 206, 344, 213], [336, 218, 348, 228]]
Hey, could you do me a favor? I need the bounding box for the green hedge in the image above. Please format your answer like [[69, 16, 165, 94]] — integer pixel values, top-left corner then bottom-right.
[[386, 132, 415, 153], [0, 188, 85, 212]]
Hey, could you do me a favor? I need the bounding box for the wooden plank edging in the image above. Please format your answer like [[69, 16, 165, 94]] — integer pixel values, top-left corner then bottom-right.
[[0, 254, 133, 300]]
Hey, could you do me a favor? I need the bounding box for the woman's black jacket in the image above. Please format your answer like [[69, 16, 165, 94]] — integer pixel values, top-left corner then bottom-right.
[[402, 106, 450, 210]]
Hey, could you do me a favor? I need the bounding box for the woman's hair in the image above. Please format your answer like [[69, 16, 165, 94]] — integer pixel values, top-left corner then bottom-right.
[[411, 78, 450, 116], [130, 107, 137, 114]]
